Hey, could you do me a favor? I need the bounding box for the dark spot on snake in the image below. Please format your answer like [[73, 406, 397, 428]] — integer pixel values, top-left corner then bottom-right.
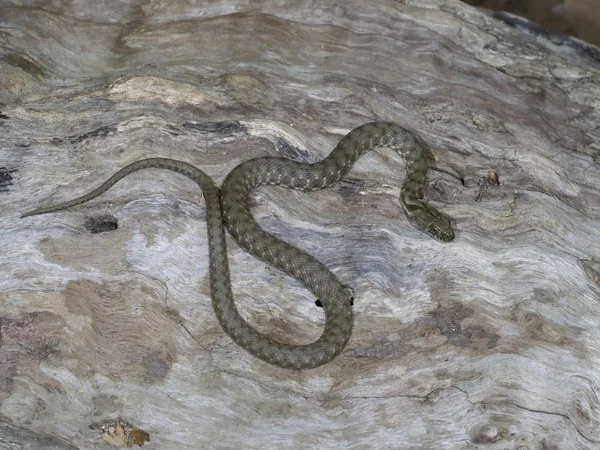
[[315, 297, 354, 308], [84, 216, 118, 234]]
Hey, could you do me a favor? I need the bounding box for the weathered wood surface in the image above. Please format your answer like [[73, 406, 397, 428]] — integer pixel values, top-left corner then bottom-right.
[[2, 1, 600, 449]]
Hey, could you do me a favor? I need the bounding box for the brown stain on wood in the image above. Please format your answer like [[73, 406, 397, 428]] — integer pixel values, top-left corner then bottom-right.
[[62, 280, 177, 383]]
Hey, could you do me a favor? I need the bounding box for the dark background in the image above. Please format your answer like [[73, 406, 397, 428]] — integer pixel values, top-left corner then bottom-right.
[[464, 0, 600, 46]]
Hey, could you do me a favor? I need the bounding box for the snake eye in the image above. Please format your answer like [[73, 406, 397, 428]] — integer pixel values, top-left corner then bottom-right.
[[429, 224, 440, 235], [429, 224, 455, 242]]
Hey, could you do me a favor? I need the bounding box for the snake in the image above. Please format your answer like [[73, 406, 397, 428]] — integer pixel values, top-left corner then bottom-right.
[[21, 122, 454, 369]]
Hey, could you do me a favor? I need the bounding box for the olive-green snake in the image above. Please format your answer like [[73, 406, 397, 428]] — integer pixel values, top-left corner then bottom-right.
[[22, 122, 454, 369]]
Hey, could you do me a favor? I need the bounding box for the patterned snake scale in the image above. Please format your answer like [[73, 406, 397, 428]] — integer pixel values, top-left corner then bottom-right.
[[22, 122, 454, 369]]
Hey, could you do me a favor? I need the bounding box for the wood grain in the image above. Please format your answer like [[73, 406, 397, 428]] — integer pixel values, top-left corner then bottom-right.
[[1, 1, 600, 448]]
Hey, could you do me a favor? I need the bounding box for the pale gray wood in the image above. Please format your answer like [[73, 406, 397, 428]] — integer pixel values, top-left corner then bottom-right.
[[1, 0, 600, 449]]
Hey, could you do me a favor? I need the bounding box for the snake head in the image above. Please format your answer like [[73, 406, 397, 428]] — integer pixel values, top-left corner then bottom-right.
[[412, 205, 455, 242], [428, 220, 455, 242]]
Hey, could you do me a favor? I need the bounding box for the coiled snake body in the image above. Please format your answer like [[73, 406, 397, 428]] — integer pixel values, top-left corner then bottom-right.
[[22, 122, 454, 369]]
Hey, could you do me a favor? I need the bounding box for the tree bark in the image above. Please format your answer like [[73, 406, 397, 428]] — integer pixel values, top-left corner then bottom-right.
[[1, 1, 600, 449]]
